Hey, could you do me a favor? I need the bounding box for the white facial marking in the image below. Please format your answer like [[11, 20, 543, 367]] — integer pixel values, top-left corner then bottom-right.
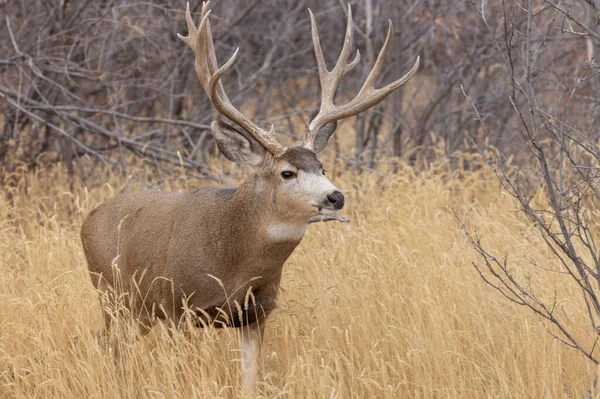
[[267, 223, 307, 241], [296, 171, 339, 212], [299, 171, 339, 197]]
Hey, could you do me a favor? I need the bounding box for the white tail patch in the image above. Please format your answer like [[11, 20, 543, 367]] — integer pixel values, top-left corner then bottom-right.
[[267, 223, 307, 242]]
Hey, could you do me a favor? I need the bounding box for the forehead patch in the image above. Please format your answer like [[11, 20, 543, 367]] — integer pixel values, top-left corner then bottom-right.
[[279, 147, 323, 173]]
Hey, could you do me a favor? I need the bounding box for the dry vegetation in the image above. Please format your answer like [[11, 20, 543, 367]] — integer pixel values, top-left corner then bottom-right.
[[1, 148, 598, 398], [4, 0, 600, 397]]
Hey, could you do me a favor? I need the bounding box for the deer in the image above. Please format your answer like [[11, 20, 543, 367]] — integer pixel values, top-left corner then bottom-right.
[[80, 1, 419, 393]]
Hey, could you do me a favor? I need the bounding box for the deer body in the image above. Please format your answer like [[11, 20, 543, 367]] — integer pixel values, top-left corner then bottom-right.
[[82, 1, 418, 393], [82, 187, 292, 328]]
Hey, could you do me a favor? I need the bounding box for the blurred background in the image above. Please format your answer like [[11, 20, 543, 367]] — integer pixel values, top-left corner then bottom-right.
[[4, 0, 594, 180]]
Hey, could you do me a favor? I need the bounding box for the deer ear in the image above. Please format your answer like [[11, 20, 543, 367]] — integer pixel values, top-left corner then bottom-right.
[[211, 121, 267, 166], [313, 121, 337, 157]]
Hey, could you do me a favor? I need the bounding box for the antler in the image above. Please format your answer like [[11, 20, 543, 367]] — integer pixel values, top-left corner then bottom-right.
[[178, 2, 286, 157], [303, 5, 420, 151]]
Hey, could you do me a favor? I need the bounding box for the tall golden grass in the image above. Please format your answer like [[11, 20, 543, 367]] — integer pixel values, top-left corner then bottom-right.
[[1, 151, 598, 398]]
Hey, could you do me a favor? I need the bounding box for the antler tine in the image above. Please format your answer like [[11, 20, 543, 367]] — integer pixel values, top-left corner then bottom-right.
[[360, 22, 420, 99], [304, 5, 420, 151], [178, 2, 286, 156], [177, 2, 204, 54], [309, 10, 327, 82], [334, 5, 361, 77], [305, 5, 361, 148], [309, 5, 361, 91]]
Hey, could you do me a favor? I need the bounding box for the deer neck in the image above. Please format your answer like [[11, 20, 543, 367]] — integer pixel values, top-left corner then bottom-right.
[[231, 174, 307, 244]]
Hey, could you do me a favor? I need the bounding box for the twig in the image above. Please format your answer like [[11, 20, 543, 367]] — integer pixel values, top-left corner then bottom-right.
[[307, 215, 350, 224]]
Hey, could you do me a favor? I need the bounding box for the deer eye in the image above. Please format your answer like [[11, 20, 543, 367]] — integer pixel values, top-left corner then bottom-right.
[[281, 171, 296, 180], [322, 169, 326, 176]]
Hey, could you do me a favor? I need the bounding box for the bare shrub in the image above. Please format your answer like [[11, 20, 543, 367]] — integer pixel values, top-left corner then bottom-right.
[[461, 0, 600, 377]]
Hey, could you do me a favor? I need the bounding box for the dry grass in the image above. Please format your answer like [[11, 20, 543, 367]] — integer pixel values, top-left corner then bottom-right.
[[0, 152, 598, 398]]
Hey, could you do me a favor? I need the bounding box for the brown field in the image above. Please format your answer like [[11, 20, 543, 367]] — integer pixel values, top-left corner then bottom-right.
[[0, 150, 598, 398]]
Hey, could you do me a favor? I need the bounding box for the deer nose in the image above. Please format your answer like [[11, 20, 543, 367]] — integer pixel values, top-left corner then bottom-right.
[[326, 190, 345, 210]]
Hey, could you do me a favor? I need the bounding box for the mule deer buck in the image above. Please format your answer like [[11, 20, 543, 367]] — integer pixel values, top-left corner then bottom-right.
[[81, 1, 418, 393]]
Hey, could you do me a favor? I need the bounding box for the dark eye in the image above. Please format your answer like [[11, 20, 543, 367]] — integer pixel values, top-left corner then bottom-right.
[[281, 171, 296, 179], [322, 169, 326, 175]]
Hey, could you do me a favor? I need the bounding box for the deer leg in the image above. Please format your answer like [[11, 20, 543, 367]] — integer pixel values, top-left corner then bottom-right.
[[91, 278, 112, 344], [241, 321, 264, 395]]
